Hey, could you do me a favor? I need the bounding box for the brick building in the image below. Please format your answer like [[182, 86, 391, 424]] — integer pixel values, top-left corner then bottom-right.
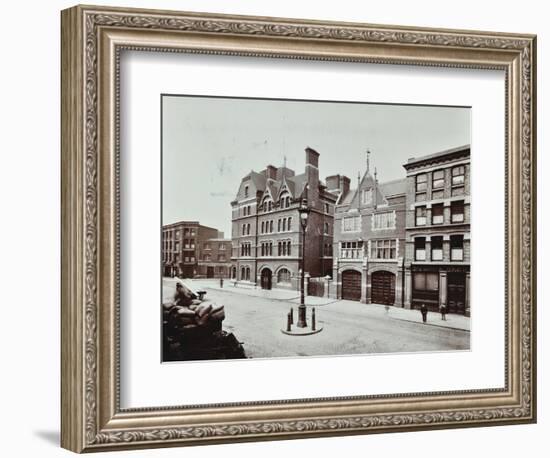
[[161, 221, 223, 278], [196, 238, 232, 278], [403, 145, 470, 315], [331, 157, 407, 305], [230, 147, 339, 290]]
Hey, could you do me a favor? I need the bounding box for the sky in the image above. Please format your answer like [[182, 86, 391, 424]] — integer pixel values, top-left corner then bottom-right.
[[162, 95, 470, 237]]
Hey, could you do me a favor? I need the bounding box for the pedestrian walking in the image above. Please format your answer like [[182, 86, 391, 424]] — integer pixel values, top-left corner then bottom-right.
[[420, 303, 428, 323], [439, 304, 447, 321]]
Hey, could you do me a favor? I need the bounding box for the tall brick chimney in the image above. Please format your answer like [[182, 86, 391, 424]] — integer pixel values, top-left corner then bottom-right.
[[305, 147, 319, 207], [326, 174, 350, 198], [264, 165, 277, 180], [341, 175, 350, 196]]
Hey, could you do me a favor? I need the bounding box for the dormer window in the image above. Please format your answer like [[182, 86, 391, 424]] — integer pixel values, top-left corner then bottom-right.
[[361, 188, 373, 205], [244, 185, 249, 198]]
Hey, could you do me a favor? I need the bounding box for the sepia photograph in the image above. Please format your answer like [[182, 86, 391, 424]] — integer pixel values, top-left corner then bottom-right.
[[161, 94, 471, 362]]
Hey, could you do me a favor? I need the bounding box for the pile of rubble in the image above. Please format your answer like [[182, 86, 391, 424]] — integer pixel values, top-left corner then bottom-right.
[[162, 281, 246, 361]]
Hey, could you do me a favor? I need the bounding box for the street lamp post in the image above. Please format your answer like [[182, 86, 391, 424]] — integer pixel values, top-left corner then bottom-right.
[[297, 198, 310, 328]]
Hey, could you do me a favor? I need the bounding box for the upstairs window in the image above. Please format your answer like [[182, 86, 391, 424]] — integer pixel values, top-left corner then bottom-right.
[[416, 173, 427, 192], [451, 235, 464, 261], [432, 170, 445, 189], [244, 185, 249, 198], [415, 237, 426, 261], [415, 206, 427, 226], [340, 241, 364, 259], [432, 204, 444, 225], [452, 165, 465, 185], [361, 188, 373, 205], [371, 239, 397, 259], [431, 236, 443, 261], [451, 200, 465, 223], [372, 212, 396, 230], [342, 216, 361, 232]]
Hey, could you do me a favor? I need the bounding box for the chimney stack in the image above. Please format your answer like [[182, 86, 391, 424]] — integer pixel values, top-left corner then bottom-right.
[[264, 165, 277, 180], [304, 147, 320, 207]]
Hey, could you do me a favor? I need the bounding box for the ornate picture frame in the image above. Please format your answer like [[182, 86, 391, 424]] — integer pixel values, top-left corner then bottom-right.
[[61, 4, 536, 453]]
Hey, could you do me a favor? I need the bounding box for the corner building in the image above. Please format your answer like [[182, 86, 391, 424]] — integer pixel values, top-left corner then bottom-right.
[[161, 221, 220, 278], [403, 145, 471, 315], [230, 148, 338, 290]]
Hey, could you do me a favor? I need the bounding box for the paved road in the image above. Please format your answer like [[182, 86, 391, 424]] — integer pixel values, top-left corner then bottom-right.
[[164, 278, 470, 359]]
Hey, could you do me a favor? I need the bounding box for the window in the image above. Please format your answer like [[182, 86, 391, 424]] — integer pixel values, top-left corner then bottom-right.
[[361, 188, 373, 205], [242, 224, 246, 236], [324, 243, 332, 256], [244, 185, 249, 198], [416, 173, 427, 192], [373, 212, 396, 230], [415, 237, 426, 261], [324, 203, 330, 213], [270, 220, 273, 233], [413, 272, 439, 292], [342, 216, 361, 232], [415, 206, 427, 226], [174, 242, 180, 251], [280, 193, 289, 208], [450, 235, 464, 261], [175, 230, 180, 239], [218, 254, 226, 261], [247, 205, 251, 215], [219, 244, 226, 251], [286, 240, 291, 256], [268, 201, 273, 212], [204, 254, 211, 262], [431, 236, 443, 261], [452, 165, 465, 185], [451, 200, 465, 223], [432, 204, 444, 224], [451, 186, 465, 196], [240, 243, 251, 257], [370, 239, 397, 259], [340, 241, 364, 259], [247, 223, 251, 235], [287, 217, 292, 231], [277, 268, 291, 284], [432, 170, 445, 189], [190, 256, 195, 262], [324, 222, 330, 235], [278, 219, 282, 232], [261, 221, 265, 234]]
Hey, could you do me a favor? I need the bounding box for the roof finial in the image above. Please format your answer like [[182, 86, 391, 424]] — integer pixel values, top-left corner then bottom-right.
[[283, 155, 287, 169], [374, 166, 378, 181], [367, 149, 371, 174]]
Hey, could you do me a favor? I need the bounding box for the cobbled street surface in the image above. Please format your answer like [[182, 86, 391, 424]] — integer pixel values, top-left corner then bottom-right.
[[164, 277, 470, 359]]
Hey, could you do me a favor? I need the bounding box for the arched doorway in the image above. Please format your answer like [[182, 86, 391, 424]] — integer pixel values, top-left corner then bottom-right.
[[341, 270, 361, 301], [260, 268, 272, 290], [371, 271, 396, 305]]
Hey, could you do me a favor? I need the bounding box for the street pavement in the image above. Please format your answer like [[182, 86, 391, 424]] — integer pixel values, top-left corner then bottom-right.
[[164, 277, 470, 359]]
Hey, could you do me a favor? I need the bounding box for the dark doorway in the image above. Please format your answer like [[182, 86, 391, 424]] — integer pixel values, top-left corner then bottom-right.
[[260, 268, 272, 290], [371, 271, 396, 305], [341, 270, 361, 301], [447, 272, 466, 314], [207, 266, 214, 278]]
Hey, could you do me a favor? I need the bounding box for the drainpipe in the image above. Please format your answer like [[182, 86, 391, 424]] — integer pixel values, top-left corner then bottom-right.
[[401, 255, 405, 307]]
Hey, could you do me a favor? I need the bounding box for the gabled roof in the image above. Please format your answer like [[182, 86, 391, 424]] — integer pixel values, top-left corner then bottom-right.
[[378, 178, 407, 197]]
